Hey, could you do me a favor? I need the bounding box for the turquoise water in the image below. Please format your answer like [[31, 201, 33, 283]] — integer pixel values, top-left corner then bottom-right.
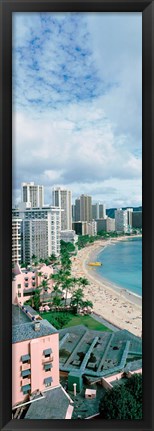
[[95, 238, 142, 297]]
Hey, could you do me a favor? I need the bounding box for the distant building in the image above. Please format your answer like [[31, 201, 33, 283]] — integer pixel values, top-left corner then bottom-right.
[[21, 182, 44, 208], [60, 230, 78, 245], [72, 221, 88, 235], [52, 187, 72, 230], [132, 211, 142, 228], [99, 204, 106, 219], [12, 217, 22, 265], [115, 209, 128, 233], [127, 208, 133, 229], [72, 204, 75, 222], [87, 220, 97, 236], [80, 194, 92, 222], [12, 207, 61, 263], [96, 217, 115, 233], [74, 198, 80, 222], [92, 203, 99, 220]]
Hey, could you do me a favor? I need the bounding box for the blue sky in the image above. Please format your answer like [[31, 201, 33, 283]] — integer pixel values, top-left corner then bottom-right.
[[12, 12, 142, 208]]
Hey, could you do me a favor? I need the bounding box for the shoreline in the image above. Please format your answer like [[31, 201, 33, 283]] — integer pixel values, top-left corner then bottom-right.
[[71, 236, 142, 337]]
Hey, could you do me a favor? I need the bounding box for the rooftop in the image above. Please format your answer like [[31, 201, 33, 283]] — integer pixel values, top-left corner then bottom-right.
[[59, 325, 142, 377], [24, 386, 71, 419], [12, 305, 57, 343]]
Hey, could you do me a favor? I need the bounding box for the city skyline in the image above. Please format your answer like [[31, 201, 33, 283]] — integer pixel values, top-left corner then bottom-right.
[[12, 12, 142, 209]]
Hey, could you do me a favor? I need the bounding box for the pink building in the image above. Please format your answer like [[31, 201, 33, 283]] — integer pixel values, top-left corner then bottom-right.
[[12, 264, 54, 305], [12, 304, 59, 408]]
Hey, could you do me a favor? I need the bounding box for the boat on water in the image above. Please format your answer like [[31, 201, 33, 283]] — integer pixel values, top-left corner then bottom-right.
[[88, 262, 102, 267]]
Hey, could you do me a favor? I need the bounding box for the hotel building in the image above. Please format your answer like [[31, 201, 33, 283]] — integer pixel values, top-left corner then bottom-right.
[[12, 217, 22, 265], [115, 209, 128, 233], [12, 304, 59, 408], [80, 194, 92, 222], [21, 182, 44, 208], [12, 207, 61, 264], [52, 187, 72, 230]]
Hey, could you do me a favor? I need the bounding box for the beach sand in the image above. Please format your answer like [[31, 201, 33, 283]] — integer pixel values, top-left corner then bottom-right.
[[71, 237, 142, 338]]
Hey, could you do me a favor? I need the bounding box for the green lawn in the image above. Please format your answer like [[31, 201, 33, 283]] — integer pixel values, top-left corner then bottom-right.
[[63, 314, 111, 331], [40, 311, 111, 332]]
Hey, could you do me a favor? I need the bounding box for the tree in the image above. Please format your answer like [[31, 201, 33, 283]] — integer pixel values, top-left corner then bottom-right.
[[99, 374, 142, 419], [33, 289, 41, 311], [71, 288, 84, 313]]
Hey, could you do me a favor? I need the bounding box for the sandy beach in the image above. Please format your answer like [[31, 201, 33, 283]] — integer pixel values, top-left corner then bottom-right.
[[71, 236, 142, 338]]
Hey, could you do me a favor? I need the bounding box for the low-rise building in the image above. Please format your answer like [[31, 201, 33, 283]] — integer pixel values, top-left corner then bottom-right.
[[12, 264, 54, 306], [60, 230, 78, 245], [12, 304, 59, 408]]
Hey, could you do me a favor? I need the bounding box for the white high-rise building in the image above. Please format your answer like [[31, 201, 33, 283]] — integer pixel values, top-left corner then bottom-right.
[[12, 217, 22, 265], [115, 209, 128, 233], [21, 182, 44, 208], [52, 187, 72, 230], [12, 207, 61, 264]]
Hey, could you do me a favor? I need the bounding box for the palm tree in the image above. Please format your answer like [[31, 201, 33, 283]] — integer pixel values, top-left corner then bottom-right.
[[77, 276, 89, 288], [70, 288, 84, 314]]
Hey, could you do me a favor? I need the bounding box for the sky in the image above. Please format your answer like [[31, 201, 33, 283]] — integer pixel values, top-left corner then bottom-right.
[[12, 12, 142, 208]]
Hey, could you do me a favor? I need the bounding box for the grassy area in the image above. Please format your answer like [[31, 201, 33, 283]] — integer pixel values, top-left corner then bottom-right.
[[40, 311, 111, 332], [63, 314, 112, 331]]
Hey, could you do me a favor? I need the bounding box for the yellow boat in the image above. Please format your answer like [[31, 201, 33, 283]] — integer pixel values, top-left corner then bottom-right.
[[88, 262, 102, 267]]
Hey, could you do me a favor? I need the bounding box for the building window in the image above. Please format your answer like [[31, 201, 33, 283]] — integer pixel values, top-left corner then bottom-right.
[[44, 377, 52, 387], [17, 284, 21, 289], [43, 348, 52, 358], [18, 292, 21, 297], [21, 354, 30, 363], [22, 384, 31, 394], [44, 363, 52, 372], [21, 369, 31, 378]]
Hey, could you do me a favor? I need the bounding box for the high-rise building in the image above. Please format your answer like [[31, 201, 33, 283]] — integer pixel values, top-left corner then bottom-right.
[[127, 208, 133, 229], [74, 198, 80, 222], [80, 194, 92, 222], [132, 211, 142, 228], [96, 217, 115, 233], [99, 204, 106, 219], [92, 203, 99, 220], [12, 217, 22, 265], [52, 187, 72, 230], [115, 209, 128, 233], [87, 220, 97, 236], [21, 182, 44, 208], [72, 221, 88, 235], [12, 207, 61, 264]]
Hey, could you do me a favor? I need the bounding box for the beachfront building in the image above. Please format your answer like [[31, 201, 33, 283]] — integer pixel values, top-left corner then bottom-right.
[[52, 187, 72, 230], [115, 209, 128, 233], [12, 263, 54, 306], [87, 220, 97, 236], [21, 182, 44, 208], [72, 221, 88, 235], [12, 217, 22, 265], [132, 211, 142, 229], [12, 207, 61, 263], [127, 208, 133, 230], [60, 230, 78, 245], [80, 194, 92, 222], [96, 217, 115, 233]]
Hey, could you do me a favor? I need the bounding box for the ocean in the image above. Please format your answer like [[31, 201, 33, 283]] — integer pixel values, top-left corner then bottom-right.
[[95, 237, 142, 297]]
